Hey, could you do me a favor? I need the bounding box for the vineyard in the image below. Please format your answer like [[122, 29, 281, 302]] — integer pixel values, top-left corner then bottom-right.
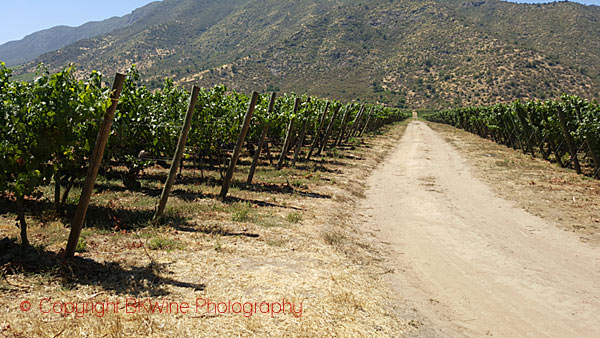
[[0, 61, 409, 257], [425, 96, 600, 179]]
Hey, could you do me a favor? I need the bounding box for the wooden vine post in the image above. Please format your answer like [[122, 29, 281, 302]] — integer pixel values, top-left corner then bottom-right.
[[65, 73, 125, 259], [219, 91, 259, 199], [359, 111, 373, 137], [306, 101, 330, 160], [335, 104, 352, 146], [247, 92, 277, 184], [153, 85, 201, 221], [317, 105, 341, 156], [292, 118, 308, 168], [277, 98, 301, 170], [291, 98, 310, 167], [347, 105, 366, 140], [54, 173, 61, 214], [354, 107, 373, 138]]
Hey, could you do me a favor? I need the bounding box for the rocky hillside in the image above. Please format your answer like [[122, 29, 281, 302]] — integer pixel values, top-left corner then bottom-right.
[[4, 0, 600, 109]]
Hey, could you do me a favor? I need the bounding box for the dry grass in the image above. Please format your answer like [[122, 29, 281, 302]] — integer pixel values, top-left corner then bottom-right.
[[0, 122, 412, 337], [428, 121, 600, 246]]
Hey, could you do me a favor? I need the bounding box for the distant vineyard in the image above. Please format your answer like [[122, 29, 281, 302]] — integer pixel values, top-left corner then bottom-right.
[[0, 62, 409, 253], [425, 96, 600, 178]]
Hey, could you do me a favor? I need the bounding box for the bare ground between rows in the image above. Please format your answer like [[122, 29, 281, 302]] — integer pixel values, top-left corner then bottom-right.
[[427, 121, 600, 246], [354, 120, 600, 337], [0, 122, 416, 337]]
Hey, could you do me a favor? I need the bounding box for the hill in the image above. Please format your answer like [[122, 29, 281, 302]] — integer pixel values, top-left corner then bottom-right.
[[5, 0, 600, 109], [440, 0, 600, 92]]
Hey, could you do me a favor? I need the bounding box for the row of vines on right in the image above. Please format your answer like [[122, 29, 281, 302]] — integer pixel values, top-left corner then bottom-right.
[[425, 95, 600, 179]]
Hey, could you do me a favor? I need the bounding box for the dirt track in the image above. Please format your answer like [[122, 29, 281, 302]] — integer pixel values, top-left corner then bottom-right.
[[362, 121, 600, 337]]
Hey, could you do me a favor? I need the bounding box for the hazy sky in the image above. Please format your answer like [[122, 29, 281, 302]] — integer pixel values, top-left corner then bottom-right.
[[0, 0, 156, 45], [1, 0, 599, 45], [511, 0, 599, 3]]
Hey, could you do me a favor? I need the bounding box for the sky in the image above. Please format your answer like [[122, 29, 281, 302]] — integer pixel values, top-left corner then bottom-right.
[[510, 0, 600, 4], [0, 0, 157, 45], [1, 0, 599, 45]]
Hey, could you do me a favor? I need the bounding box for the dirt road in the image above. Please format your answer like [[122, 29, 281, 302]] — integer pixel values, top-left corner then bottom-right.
[[361, 121, 600, 337]]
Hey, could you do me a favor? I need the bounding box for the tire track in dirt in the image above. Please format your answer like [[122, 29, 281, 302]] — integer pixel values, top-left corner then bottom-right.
[[361, 120, 600, 337]]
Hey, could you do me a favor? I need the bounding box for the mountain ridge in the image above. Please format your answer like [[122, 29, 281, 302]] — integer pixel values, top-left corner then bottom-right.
[[2, 0, 599, 109]]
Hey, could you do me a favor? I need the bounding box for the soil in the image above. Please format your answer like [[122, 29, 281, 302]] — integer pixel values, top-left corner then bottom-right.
[[358, 120, 600, 337]]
